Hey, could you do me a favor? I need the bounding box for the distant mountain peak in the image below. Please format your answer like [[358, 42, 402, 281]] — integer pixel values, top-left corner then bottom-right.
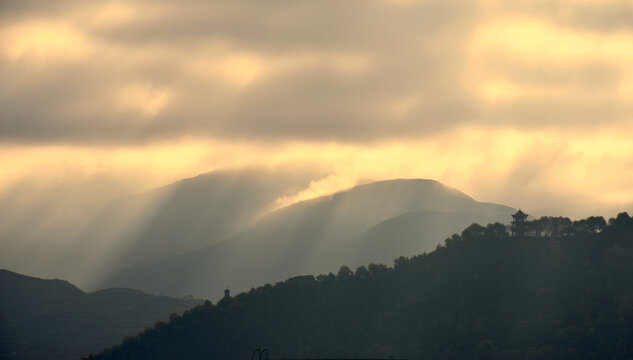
[[344, 178, 474, 200], [272, 178, 478, 216], [101, 177, 515, 299]]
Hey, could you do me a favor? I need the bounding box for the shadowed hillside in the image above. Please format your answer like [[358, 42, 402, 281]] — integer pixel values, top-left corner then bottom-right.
[[102, 179, 515, 299], [0, 270, 201, 360], [87, 212, 633, 360]]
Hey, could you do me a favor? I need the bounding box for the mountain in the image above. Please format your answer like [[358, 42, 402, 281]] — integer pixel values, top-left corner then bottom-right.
[[0, 168, 320, 289], [92, 168, 319, 260], [101, 179, 515, 299], [0, 269, 201, 360], [86, 213, 633, 360], [349, 210, 514, 265]]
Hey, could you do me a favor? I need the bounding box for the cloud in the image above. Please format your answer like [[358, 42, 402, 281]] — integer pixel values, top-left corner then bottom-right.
[[4, 0, 631, 144], [1, 0, 633, 218], [480, 0, 633, 34], [0, 0, 477, 143]]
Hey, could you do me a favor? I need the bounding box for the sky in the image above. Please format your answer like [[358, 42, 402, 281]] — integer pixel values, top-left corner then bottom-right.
[[2, 0, 633, 220]]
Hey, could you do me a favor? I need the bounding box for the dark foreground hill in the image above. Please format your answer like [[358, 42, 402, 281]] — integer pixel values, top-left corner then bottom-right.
[[88, 212, 633, 360], [102, 179, 514, 299], [0, 270, 201, 360]]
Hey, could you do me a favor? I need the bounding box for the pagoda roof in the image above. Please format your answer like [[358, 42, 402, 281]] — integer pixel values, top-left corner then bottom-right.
[[512, 209, 528, 218]]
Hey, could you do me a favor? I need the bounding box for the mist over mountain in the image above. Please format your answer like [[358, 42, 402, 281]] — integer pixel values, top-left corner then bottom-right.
[[0, 269, 200, 360], [0, 168, 320, 289], [351, 210, 513, 265], [102, 179, 515, 299], [84, 168, 320, 263]]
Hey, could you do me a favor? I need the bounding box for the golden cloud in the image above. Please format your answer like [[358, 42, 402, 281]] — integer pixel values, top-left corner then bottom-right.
[[2, 123, 632, 218], [468, 17, 633, 103], [2, 0, 633, 221], [1, 21, 93, 63], [115, 84, 172, 119]]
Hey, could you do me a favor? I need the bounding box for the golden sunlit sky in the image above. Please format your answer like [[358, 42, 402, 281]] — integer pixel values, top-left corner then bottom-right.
[[2, 0, 633, 218]]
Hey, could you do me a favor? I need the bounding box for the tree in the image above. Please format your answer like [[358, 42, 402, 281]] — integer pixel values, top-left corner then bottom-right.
[[368, 263, 389, 277], [462, 223, 486, 240], [355, 266, 370, 278], [337, 265, 352, 279]]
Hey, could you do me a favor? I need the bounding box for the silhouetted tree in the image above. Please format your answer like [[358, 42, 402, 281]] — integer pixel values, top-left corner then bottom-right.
[[355, 265, 370, 278], [337, 265, 352, 279]]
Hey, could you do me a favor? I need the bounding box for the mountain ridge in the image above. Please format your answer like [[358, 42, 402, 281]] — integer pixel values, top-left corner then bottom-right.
[[101, 178, 516, 299], [0, 269, 201, 360]]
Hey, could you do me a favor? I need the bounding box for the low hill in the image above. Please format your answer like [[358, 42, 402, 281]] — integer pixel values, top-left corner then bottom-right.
[[0, 270, 201, 360], [101, 179, 515, 298], [88, 212, 633, 360]]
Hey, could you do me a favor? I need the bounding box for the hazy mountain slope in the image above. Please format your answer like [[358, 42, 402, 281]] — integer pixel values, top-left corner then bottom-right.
[[0, 168, 319, 290], [347, 210, 513, 265], [88, 168, 319, 262], [0, 269, 200, 360], [111, 169, 313, 253], [102, 179, 516, 299]]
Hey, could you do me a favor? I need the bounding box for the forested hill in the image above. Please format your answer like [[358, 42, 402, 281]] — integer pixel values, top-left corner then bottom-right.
[[0, 270, 201, 360], [88, 212, 633, 360]]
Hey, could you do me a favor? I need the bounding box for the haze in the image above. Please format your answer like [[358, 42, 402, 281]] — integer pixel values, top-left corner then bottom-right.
[[1, 0, 633, 286]]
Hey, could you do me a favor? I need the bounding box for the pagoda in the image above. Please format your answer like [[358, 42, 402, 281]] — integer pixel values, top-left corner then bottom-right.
[[511, 209, 528, 236]]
